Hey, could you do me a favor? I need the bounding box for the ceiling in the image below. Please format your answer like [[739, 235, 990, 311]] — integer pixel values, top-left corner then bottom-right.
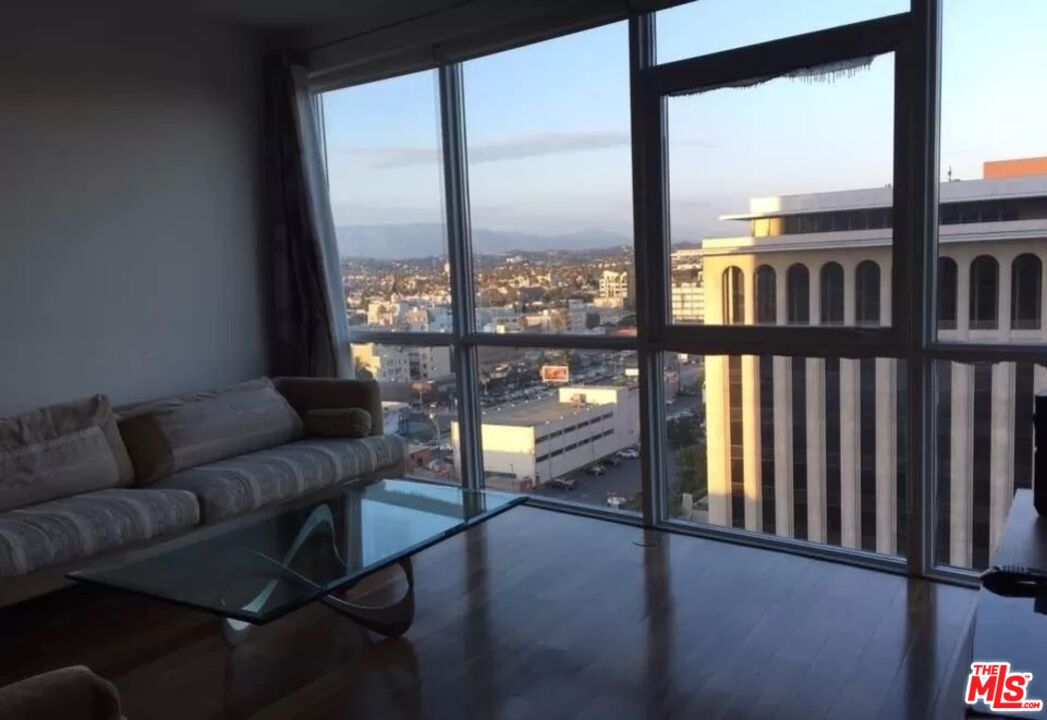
[[175, 0, 461, 32]]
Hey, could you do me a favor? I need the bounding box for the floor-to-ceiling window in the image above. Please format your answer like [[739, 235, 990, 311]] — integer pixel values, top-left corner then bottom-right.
[[314, 0, 1046, 581], [932, 0, 1047, 572], [321, 21, 642, 516]]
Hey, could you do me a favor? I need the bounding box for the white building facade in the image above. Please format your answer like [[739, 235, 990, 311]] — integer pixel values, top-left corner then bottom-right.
[[599, 270, 634, 308], [699, 171, 1047, 569], [355, 343, 453, 384]]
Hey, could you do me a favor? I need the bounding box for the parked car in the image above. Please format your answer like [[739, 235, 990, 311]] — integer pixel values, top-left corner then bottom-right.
[[603, 455, 622, 467], [546, 477, 577, 490], [583, 464, 606, 476], [616, 449, 640, 460]]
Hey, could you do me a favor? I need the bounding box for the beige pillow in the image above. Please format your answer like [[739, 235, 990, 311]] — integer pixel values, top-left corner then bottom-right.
[[304, 408, 373, 439], [0, 395, 132, 511], [118, 378, 304, 484]]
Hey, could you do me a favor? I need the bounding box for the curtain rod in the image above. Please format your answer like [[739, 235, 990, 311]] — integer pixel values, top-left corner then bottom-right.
[[306, 0, 477, 53], [304, 0, 654, 54]]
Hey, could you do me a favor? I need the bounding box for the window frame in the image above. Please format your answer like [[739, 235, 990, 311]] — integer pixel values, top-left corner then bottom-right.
[[631, 8, 931, 577], [310, 0, 1047, 584], [643, 13, 913, 357]]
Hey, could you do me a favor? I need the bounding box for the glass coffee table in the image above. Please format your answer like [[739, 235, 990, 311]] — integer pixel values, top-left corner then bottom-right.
[[70, 479, 524, 644]]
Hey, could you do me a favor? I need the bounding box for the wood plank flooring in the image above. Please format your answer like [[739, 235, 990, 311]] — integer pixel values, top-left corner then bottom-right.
[[0, 506, 975, 719]]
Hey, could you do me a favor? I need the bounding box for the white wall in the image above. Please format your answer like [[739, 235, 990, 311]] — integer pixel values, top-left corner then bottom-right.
[[0, 1, 269, 414]]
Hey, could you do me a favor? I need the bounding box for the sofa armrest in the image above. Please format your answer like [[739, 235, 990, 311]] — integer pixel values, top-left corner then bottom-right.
[[0, 666, 122, 720], [273, 377, 383, 437]]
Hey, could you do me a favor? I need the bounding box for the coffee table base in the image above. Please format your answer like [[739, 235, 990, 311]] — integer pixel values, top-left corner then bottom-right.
[[323, 556, 415, 637], [220, 557, 415, 646]]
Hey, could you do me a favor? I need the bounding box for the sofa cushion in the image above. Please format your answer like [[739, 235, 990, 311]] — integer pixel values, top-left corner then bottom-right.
[[0, 488, 200, 578], [303, 407, 372, 439], [154, 435, 407, 522], [0, 666, 122, 720], [0, 396, 134, 512], [118, 378, 304, 485]]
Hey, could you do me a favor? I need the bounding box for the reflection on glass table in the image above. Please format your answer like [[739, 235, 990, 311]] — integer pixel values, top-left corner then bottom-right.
[[71, 479, 524, 643]]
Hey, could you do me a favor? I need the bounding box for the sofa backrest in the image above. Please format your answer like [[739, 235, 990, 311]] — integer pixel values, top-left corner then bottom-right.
[[0, 395, 134, 512], [117, 378, 304, 484]]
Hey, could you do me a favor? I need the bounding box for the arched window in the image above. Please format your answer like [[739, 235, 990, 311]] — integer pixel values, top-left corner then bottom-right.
[[786, 264, 809, 325], [938, 257, 958, 330], [855, 260, 881, 326], [755, 266, 777, 324], [1011, 254, 1042, 330], [820, 262, 844, 325], [970, 255, 999, 329], [722, 267, 745, 325]]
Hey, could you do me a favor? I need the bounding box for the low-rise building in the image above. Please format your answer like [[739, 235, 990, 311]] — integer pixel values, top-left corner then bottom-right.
[[450, 385, 640, 490]]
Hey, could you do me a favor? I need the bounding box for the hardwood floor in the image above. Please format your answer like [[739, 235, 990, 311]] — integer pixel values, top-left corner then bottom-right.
[[0, 506, 975, 719]]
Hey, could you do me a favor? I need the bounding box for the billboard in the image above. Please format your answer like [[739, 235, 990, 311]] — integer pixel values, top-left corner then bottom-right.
[[540, 365, 570, 384]]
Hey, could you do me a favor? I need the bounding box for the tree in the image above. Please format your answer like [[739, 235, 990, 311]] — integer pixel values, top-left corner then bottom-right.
[[667, 444, 707, 517], [675, 445, 707, 498], [667, 414, 701, 449]]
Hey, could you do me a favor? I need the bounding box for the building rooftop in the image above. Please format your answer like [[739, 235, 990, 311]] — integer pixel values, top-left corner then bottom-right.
[[719, 173, 1047, 222], [697, 164, 1047, 256], [481, 388, 619, 427]]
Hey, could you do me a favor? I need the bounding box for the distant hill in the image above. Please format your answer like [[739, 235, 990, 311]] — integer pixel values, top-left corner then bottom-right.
[[336, 224, 632, 260]]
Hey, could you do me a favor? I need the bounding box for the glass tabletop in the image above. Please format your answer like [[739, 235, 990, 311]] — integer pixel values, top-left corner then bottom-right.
[[70, 479, 524, 624]]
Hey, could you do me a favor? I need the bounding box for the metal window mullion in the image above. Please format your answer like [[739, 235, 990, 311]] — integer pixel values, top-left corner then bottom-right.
[[658, 325, 907, 359], [631, 14, 668, 527], [346, 330, 455, 347], [660, 517, 908, 574], [930, 343, 1047, 364], [644, 13, 908, 96], [462, 332, 638, 351], [438, 63, 484, 492], [901, 0, 942, 578]]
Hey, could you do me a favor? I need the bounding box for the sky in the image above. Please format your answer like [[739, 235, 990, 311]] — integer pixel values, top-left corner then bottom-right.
[[321, 0, 1047, 251]]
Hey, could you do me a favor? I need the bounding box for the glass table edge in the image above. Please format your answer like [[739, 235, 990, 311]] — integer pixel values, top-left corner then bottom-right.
[[67, 490, 528, 625]]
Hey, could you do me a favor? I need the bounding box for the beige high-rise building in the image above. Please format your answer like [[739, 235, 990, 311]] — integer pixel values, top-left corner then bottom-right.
[[671, 248, 704, 324], [698, 163, 1047, 569]]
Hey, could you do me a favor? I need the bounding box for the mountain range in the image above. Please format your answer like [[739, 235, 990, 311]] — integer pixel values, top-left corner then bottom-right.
[[336, 223, 632, 260]]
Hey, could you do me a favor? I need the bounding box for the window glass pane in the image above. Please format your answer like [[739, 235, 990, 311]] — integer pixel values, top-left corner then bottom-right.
[[668, 352, 907, 559], [656, 0, 908, 65], [668, 54, 895, 327], [937, 0, 1047, 342], [463, 23, 635, 336], [350, 343, 459, 483], [321, 71, 451, 332], [820, 263, 844, 325], [933, 360, 1043, 571], [461, 349, 641, 513], [1012, 254, 1042, 330]]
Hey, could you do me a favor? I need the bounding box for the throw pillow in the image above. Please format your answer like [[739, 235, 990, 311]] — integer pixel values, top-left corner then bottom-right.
[[304, 408, 373, 439]]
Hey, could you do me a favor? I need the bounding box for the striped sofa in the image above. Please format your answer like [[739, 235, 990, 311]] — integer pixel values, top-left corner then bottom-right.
[[0, 377, 406, 607]]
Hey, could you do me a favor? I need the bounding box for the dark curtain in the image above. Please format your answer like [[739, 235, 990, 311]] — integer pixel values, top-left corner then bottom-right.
[[264, 52, 339, 378]]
